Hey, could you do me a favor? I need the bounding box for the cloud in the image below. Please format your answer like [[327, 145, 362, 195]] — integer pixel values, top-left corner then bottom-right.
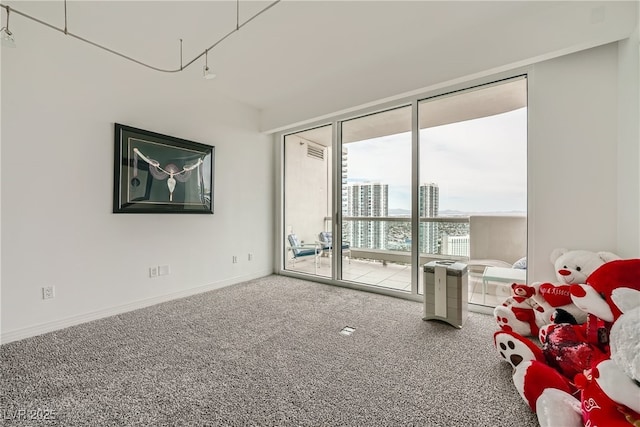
[[346, 108, 527, 212]]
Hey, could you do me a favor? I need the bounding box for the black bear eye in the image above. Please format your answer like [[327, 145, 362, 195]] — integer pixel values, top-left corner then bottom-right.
[[576, 266, 581, 272]]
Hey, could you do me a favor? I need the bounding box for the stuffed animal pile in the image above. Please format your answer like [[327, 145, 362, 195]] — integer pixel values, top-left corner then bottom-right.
[[494, 248, 620, 337], [492, 250, 640, 427]]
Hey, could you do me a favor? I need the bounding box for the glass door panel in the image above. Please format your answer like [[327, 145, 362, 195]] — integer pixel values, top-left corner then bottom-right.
[[283, 124, 333, 277], [340, 106, 412, 291], [418, 78, 528, 306]]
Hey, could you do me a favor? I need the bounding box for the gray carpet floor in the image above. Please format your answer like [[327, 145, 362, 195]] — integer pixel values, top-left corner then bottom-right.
[[0, 275, 538, 426]]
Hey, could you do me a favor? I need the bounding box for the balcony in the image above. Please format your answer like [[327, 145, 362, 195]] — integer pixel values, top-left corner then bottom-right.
[[285, 214, 526, 308], [288, 257, 517, 307]]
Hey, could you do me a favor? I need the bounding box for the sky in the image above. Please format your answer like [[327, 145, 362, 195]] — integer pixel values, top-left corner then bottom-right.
[[346, 108, 527, 213]]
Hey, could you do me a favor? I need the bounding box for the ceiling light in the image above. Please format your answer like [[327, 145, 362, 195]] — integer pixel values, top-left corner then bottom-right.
[[203, 66, 216, 80], [0, 28, 14, 47], [1, 7, 15, 48], [203, 50, 216, 80]]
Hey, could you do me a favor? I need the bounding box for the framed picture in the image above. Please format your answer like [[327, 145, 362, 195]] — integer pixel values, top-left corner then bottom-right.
[[113, 123, 214, 214]]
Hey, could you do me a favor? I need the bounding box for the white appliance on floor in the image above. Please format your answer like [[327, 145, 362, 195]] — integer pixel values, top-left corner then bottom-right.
[[423, 260, 468, 328]]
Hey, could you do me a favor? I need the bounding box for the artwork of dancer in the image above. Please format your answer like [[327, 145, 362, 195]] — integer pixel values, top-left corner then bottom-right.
[[113, 123, 214, 214], [133, 148, 203, 202]]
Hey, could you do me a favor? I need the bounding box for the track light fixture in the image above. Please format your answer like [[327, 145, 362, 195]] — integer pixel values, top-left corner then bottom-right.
[[1, 5, 15, 48], [0, 0, 281, 75], [203, 50, 216, 80]]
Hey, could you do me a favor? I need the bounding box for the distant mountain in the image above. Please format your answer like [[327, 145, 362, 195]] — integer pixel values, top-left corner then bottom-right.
[[457, 210, 526, 216], [439, 210, 468, 216], [388, 208, 525, 217], [440, 209, 526, 216], [389, 208, 410, 216]]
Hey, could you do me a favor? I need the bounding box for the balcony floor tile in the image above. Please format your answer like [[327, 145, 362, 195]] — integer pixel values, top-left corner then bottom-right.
[[286, 257, 509, 309]]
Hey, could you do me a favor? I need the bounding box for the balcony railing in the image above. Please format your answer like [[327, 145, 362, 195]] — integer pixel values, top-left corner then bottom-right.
[[341, 215, 469, 258], [319, 214, 526, 270], [288, 214, 526, 307]]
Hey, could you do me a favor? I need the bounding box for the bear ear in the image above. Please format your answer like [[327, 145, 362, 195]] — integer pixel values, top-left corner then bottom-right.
[[597, 251, 621, 263], [550, 248, 568, 264]]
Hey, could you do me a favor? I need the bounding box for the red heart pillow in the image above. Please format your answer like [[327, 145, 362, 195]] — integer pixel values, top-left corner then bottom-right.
[[539, 283, 573, 307]]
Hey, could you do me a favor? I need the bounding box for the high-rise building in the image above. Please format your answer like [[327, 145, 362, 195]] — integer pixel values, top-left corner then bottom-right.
[[346, 183, 388, 250], [419, 183, 439, 254], [442, 234, 470, 257], [341, 148, 348, 216]]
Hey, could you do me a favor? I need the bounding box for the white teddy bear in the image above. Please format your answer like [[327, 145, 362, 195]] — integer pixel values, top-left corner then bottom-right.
[[535, 286, 640, 427], [494, 248, 620, 337]]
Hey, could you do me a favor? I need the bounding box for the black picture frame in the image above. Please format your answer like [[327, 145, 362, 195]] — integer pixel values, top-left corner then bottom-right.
[[113, 123, 214, 214]]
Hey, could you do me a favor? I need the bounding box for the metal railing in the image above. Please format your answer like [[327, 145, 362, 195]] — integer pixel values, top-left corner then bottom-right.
[[339, 216, 470, 260], [316, 214, 525, 268]]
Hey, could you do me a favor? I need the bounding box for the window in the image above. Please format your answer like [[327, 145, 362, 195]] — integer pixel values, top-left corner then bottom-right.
[[280, 76, 527, 308]]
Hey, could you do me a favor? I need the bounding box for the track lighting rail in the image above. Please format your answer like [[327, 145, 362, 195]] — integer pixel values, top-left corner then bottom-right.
[[0, 0, 281, 74]]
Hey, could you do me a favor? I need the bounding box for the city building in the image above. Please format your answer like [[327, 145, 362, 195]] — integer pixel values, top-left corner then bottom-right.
[[419, 183, 439, 254], [346, 183, 388, 250], [341, 147, 348, 218], [442, 234, 471, 257]]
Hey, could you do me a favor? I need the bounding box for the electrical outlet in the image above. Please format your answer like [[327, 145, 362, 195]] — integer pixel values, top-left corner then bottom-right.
[[42, 286, 55, 300], [232, 255, 238, 264], [248, 253, 253, 261], [149, 267, 158, 278], [158, 265, 170, 276]]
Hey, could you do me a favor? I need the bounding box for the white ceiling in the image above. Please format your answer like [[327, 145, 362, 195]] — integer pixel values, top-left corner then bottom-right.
[[5, 1, 638, 131]]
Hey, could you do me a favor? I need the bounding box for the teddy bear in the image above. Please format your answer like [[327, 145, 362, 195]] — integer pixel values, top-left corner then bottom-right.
[[494, 258, 640, 426], [535, 283, 640, 427], [536, 313, 608, 381], [549, 248, 620, 286], [571, 288, 640, 427], [494, 248, 620, 337], [495, 283, 545, 336]]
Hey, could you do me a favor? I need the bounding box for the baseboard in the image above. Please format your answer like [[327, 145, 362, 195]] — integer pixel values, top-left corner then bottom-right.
[[1, 270, 273, 345], [469, 303, 494, 316]]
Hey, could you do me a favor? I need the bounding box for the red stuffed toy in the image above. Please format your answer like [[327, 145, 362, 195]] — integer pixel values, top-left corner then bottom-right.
[[493, 329, 545, 370], [569, 261, 640, 427], [496, 283, 545, 336], [493, 248, 617, 337], [567, 286, 640, 427], [538, 318, 608, 381], [570, 259, 640, 323], [494, 258, 640, 426]]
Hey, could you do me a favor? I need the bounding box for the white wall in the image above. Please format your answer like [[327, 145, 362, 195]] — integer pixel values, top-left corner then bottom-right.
[[1, 12, 274, 342], [469, 216, 527, 265], [527, 42, 625, 281], [283, 136, 329, 244], [616, 15, 640, 257]]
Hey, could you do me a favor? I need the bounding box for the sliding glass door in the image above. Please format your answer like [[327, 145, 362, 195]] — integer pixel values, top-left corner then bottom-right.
[[283, 124, 333, 278], [418, 78, 528, 304], [280, 76, 527, 308], [339, 106, 413, 291]]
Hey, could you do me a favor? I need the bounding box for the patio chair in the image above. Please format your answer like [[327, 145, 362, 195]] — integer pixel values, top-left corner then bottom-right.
[[287, 234, 321, 272], [317, 231, 351, 263]]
